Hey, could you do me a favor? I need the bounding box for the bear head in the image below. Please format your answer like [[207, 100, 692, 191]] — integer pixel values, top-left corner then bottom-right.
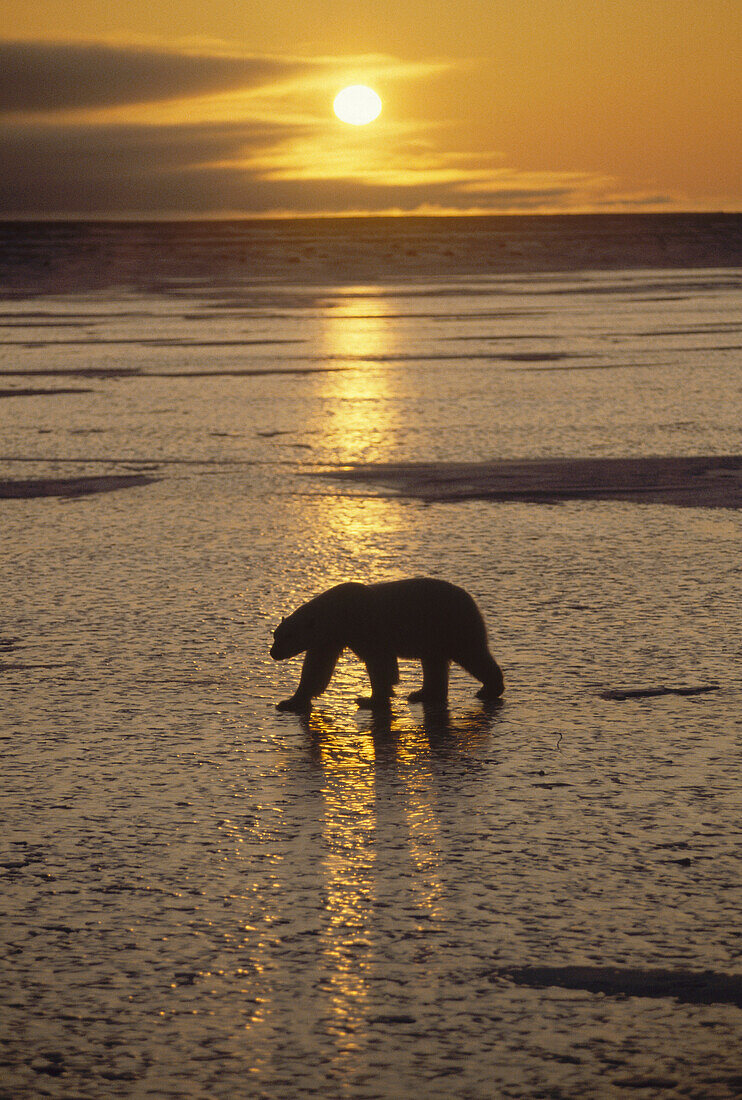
[[270, 609, 315, 660]]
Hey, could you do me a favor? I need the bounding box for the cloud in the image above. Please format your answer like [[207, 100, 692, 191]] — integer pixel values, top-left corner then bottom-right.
[[0, 117, 604, 217], [0, 37, 655, 217], [0, 40, 316, 114], [0, 118, 297, 213]]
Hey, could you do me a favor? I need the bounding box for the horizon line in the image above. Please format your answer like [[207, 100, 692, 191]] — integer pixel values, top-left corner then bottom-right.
[[2, 208, 741, 226]]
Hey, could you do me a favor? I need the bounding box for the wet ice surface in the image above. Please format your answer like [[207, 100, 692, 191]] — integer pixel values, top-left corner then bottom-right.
[[2, 269, 742, 1098]]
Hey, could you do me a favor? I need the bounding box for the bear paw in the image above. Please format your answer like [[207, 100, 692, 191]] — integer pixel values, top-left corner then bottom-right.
[[407, 689, 447, 705], [476, 684, 504, 701], [276, 693, 311, 712], [355, 694, 392, 710]]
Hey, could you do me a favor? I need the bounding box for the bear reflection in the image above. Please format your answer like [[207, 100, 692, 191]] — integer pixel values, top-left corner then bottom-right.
[[300, 699, 502, 764]]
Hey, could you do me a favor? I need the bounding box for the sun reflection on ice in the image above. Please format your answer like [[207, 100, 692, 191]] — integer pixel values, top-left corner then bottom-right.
[[311, 291, 408, 565], [396, 728, 445, 922], [319, 292, 399, 464], [310, 714, 378, 1040], [302, 708, 492, 1044]]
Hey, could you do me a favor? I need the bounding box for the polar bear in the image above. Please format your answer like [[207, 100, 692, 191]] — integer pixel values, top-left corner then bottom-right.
[[270, 577, 504, 711]]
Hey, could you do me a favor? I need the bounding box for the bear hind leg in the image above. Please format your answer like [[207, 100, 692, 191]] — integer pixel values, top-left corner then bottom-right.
[[455, 646, 504, 701], [408, 656, 449, 705]]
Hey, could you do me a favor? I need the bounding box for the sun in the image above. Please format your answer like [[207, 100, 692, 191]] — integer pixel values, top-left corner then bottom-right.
[[333, 85, 382, 126]]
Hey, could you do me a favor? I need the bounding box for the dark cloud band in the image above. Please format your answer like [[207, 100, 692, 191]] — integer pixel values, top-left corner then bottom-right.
[[0, 118, 572, 216], [0, 40, 311, 113]]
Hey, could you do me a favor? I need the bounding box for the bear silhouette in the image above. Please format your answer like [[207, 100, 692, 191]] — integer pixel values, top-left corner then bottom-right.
[[270, 577, 504, 711]]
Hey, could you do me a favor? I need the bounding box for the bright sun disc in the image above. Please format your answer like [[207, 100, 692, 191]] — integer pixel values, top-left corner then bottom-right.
[[333, 85, 382, 126]]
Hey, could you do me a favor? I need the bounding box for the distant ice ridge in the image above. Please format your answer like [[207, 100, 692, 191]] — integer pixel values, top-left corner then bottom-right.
[[1, 212, 741, 296]]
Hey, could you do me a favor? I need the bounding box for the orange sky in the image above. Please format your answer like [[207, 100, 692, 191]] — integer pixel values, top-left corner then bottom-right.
[[1, 0, 740, 217]]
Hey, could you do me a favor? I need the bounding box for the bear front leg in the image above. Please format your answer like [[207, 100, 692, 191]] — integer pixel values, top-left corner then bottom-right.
[[408, 656, 449, 705], [277, 645, 342, 711], [356, 653, 398, 709]]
